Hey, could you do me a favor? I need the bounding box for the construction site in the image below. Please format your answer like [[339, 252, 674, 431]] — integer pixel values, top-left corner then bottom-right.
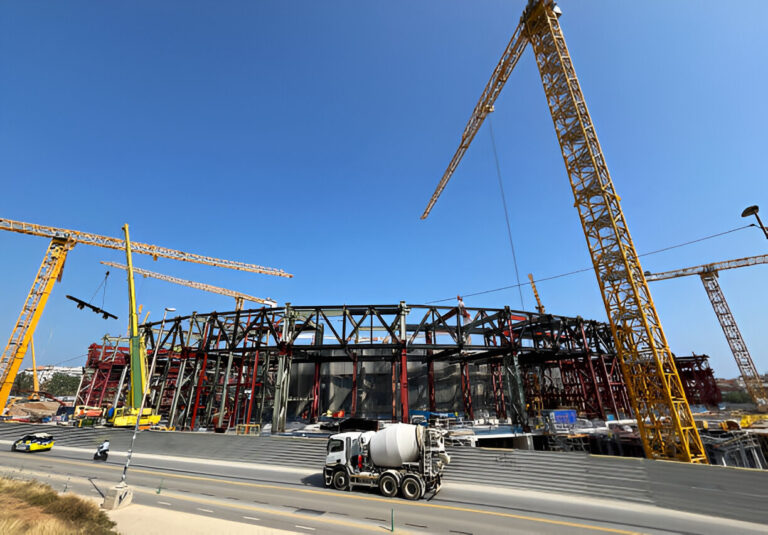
[[0, 1, 767, 533]]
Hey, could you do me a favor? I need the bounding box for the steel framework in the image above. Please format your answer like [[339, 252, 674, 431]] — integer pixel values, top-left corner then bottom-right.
[[76, 339, 130, 409], [675, 354, 722, 407], [518, 319, 631, 421], [76, 303, 642, 433]]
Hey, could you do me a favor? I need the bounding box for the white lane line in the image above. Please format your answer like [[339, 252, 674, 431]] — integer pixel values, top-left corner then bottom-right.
[[157, 501, 172, 506], [295, 526, 315, 531], [242, 516, 261, 521], [196, 508, 214, 513]]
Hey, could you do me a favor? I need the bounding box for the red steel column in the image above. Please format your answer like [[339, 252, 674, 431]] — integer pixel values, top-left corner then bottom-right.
[[351, 353, 358, 416], [426, 331, 436, 412], [245, 349, 260, 424], [491, 361, 507, 420], [229, 359, 244, 428], [189, 352, 208, 430], [310, 361, 321, 422], [460, 361, 473, 421], [400, 347, 409, 423], [428, 360, 436, 412], [391, 358, 397, 422]]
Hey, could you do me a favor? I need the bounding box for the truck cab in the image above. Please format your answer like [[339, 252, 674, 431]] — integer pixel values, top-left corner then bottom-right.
[[324, 431, 374, 478]]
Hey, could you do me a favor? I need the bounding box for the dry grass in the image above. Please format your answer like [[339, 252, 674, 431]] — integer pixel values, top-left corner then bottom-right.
[[0, 477, 117, 534]]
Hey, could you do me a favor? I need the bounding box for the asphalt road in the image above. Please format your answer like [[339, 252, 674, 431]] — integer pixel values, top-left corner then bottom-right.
[[0, 444, 765, 535]]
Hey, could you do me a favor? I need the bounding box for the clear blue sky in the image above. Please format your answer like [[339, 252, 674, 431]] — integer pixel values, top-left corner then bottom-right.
[[0, 1, 765, 378]]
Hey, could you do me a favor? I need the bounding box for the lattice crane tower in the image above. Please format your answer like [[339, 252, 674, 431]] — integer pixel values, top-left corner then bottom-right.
[[421, 1, 706, 462], [647, 254, 768, 409]]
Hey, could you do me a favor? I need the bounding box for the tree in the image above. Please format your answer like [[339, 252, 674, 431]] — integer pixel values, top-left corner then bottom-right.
[[722, 390, 752, 404], [10, 372, 35, 396], [41, 373, 81, 398]]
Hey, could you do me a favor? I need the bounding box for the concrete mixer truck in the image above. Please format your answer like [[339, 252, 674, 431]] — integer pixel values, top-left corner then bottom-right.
[[323, 423, 450, 500]]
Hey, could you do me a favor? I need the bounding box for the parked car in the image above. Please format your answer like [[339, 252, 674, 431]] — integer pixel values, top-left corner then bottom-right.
[[11, 432, 54, 453]]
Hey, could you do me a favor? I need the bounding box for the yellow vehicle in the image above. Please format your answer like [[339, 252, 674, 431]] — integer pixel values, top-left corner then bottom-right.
[[108, 407, 161, 428], [11, 432, 54, 452]]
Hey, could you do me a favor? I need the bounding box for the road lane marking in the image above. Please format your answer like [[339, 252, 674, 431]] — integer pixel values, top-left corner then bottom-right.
[[158, 501, 172, 506], [129, 487, 405, 533], [295, 526, 315, 531], [196, 507, 214, 513], [242, 516, 261, 521], [30, 457, 642, 534]]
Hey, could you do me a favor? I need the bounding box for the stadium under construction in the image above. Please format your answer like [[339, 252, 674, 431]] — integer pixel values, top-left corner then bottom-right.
[[72, 302, 761, 465]]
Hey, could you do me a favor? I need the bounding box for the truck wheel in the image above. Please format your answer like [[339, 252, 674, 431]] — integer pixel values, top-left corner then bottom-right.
[[400, 475, 423, 501], [378, 473, 398, 498], [332, 469, 349, 491]]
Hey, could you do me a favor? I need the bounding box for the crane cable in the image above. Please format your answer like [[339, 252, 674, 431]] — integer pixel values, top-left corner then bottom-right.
[[427, 223, 756, 304], [89, 270, 111, 311], [489, 116, 525, 309]]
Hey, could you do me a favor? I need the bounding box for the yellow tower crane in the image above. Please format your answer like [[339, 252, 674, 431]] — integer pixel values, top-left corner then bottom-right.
[[100, 261, 277, 310], [527, 274, 546, 314], [0, 216, 292, 413], [646, 254, 768, 410], [421, 0, 706, 462]]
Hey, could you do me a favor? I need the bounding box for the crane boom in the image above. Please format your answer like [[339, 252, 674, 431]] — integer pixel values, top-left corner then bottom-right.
[[645, 254, 768, 282], [421, 21, 529, 219], [101, 261, 277, 308], [0, 217, 292, 278], [422, 0, 706, 462]]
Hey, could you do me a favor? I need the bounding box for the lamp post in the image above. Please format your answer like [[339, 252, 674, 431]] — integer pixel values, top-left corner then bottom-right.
[[119, 307, 175, 484], [742, 205, 768, 240]]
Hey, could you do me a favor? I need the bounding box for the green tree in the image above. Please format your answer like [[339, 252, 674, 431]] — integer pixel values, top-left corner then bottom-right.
[[41, 373, 81, 397], [722, 390, 752, 404], [10, 372, 35, 396]]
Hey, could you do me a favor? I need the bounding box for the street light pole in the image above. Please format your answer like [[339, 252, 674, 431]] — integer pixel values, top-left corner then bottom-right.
[[742, 205, 768, 240], [119, 306, 175, 485]]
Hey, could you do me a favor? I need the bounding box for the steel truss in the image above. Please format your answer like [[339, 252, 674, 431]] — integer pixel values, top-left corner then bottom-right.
[[77, 303, 636, 432], [675, 354, 722, 407], [76, 338, 130, 409], [518, 319, 632, 421]]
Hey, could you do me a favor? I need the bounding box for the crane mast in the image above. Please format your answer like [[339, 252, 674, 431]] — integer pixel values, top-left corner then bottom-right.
[[0, 238, 73, 410], [123, 225, 146, 410], [646, 254, 768, 409], [527, 274, 546, 314], [421, 0, 706, 462]]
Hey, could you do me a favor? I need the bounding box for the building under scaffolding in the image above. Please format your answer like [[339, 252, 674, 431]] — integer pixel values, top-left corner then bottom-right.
[[75, 303, 722, 433]]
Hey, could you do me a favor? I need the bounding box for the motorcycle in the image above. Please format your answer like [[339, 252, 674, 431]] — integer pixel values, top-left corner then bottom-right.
[[93, 441, 109, 462]]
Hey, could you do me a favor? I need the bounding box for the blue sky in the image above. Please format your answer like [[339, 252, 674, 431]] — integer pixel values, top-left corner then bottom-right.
[[0, 1, 765, 378]]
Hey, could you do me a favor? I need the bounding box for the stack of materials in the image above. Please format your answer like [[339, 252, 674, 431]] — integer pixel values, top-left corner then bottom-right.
[[6, 401, 60, 422]]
